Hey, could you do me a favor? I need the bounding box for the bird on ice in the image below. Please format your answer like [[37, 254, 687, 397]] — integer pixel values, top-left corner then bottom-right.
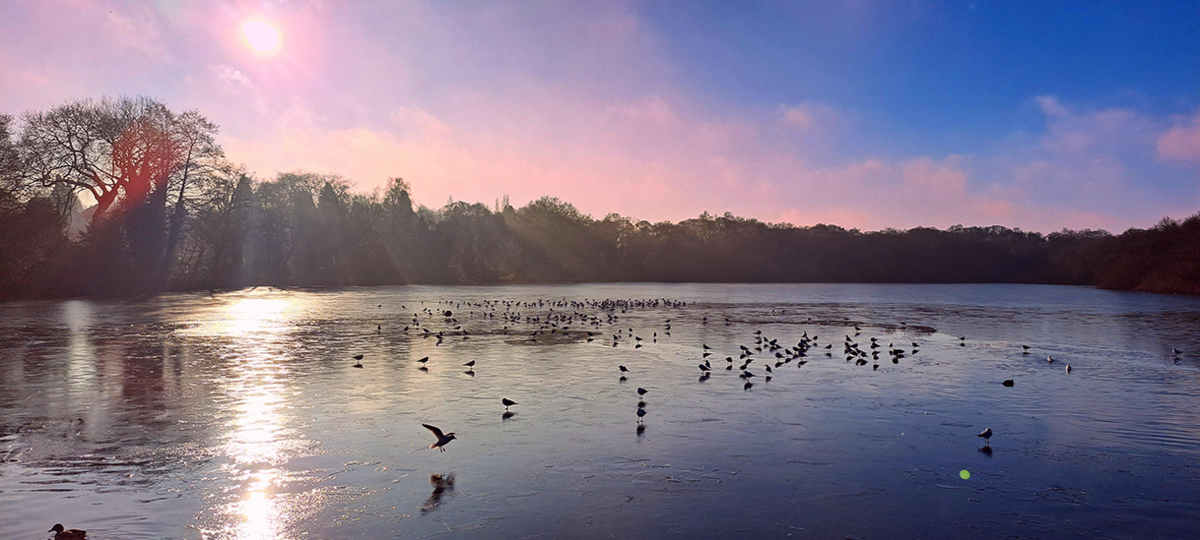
[[423, 424, 457, 452], [501, 398, 517, 411], [977, 427, 993, 446]]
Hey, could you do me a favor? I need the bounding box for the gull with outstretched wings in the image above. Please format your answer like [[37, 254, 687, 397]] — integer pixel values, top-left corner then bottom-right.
[[422, 424, 457, 452]]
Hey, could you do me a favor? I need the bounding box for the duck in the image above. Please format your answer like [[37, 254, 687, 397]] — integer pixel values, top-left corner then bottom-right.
[[48, 524, 86, 540]]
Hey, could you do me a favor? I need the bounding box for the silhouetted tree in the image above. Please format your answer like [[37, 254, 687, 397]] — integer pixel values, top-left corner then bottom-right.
[[2, 97, 1198, 297]]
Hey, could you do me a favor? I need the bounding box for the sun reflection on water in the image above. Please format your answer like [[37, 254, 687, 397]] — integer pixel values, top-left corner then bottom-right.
[[203, 292, 304, 539]]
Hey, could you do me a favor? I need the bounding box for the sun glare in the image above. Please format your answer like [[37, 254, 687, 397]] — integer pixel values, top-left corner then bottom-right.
[[241, 19, 281, 54]]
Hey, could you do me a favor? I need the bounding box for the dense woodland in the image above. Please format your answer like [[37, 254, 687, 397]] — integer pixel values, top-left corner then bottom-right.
[[1, 97, 1198, 298]]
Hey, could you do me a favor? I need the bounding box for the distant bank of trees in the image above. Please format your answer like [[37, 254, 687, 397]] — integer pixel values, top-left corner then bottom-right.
[[1, 97, 1198, 298]]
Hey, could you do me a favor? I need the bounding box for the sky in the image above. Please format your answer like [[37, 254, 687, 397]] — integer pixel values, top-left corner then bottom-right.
[[1, 0, 1198, 232]]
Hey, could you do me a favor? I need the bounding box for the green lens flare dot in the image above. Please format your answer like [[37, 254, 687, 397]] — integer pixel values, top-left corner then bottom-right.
[[959, 469, 970, 480]]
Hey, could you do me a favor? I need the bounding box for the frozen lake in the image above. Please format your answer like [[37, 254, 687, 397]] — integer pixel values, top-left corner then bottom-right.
[[2, 283, 1198, 539]]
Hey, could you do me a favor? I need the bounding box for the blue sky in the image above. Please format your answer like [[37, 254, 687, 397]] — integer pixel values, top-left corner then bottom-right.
[[641, 0, 1199, 156], [1, 0, 1197, 231]]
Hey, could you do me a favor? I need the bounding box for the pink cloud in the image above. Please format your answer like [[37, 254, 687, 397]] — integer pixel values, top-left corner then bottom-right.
[[779, 102, 840, 132], [1157, 112, 1200, 162]]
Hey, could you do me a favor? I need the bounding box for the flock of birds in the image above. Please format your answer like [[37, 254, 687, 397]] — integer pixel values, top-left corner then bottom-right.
[[42, 296, 1190, 537], [336, 297, 1187, 455]]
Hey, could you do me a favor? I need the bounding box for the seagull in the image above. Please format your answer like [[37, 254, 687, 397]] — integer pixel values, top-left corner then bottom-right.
[[423, 424, 457, 452], [353, 354, 364, 360], [619, 365, 629, 373], [1173, 348, 1183, 356], [417, 356, 430, 364], [49, 524, 87, 540], [463, 360, 476, 367], [636, 408, 647, 423], [698, 364, 710, 372], [1066, 364, 1072, 374], [977, 427, 993, 446], [1002, 379, 1014, 387], [1047, 355, 1054, 363], [501, 398, 517, 411], [637, 387, 648, 396]]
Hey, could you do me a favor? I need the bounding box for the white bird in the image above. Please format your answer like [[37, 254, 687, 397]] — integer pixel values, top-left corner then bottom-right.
[[1047, 355, 1054, 363], [422, 424, 457, 452], [1066, 364, 1072, 374]]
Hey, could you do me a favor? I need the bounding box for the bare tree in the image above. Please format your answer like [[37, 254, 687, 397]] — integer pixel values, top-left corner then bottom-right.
[[20, 96, 219, 225]]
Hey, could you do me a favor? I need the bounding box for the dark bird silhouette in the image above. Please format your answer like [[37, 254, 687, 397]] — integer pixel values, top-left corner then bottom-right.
[[49, 524, 86, 540], [463, 360, 476, 367], [637, 387, 648, 396], [423, 424, 457, 452], [977, 427, 993, 446], [619, 365, 629, 373], [418, 356, 430, 364], [502, 398, 517, 411], [1002, 379, 1014, 387], [353, 354, 364, 360], [636, 407, 647, 423]]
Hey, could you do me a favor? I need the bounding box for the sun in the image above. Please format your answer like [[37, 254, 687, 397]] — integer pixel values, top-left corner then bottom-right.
[[241, 19, 281, 54]]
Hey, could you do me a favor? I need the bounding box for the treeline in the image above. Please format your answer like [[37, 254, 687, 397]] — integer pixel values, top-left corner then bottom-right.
[[1, 97, 1198, 297]]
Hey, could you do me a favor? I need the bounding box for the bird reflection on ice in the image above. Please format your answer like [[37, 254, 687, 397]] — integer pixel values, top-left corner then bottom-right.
[[421, 473, 456, 513]]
